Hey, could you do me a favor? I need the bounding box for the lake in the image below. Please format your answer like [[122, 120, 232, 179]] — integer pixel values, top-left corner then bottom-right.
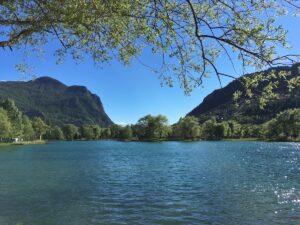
[[0, 141, 299, 225]]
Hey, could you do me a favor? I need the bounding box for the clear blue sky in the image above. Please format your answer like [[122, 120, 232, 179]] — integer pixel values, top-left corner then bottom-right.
[[0, 15, 299, 125]]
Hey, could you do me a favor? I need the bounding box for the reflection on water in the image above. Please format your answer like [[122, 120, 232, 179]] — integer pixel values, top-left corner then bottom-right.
[[0, 141, 299, 225]]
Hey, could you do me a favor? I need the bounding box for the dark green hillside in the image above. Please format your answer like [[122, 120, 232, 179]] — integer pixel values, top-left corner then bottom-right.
[[187, 63, 300, 124], [0, 77, 113, 127]]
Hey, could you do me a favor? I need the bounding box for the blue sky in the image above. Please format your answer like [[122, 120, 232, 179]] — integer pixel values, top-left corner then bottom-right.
[[0, 15, 299, 125]]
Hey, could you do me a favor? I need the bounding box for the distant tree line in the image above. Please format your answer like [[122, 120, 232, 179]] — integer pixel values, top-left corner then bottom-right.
[[53, 109, 300, 142], [0, 99, 299, 142]]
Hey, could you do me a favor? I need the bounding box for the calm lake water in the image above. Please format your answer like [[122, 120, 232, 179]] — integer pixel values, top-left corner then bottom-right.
[[0, 141, 299, 225]]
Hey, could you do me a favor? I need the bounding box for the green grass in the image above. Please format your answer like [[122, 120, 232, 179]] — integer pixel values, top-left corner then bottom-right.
[[0, 140, 47, 148], [224, 138, 260, 141], [12, 140, 48, 145]]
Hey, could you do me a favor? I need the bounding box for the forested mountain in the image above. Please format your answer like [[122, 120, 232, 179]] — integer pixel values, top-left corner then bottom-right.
[[187, 64, 300, 124], [0, 77, 113, 127]]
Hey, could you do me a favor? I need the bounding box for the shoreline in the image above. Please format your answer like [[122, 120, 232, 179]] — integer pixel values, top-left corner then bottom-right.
[[0, 140, 48, 148], [0, 139, 298, 149], [61, 138, 299, 143]]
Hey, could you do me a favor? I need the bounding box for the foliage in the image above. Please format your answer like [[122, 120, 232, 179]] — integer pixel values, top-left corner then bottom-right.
[[120, 125, 133, 140], [80, 124, 95, 140], [265, 109, 300, 141], [0, 108, 11, 139], [62, 124, 78, 140], [79, 124, 102, 140], [68, 110, 300, 141], [1, 1, 299, 94], [226, 121, 242, 138], [92, 125, 102, 139], [1, 98, 23, 137], [48, 126, 64, 140], [172, 116, 200, 139], [101, 128, 111, 139], [109, 124, 122, 139], [0, 99, 50, 141], [134, 115, 170, 140], [32, 117, 48, 140], [22, 115, 35, 140], [201, 119, 222, 140]]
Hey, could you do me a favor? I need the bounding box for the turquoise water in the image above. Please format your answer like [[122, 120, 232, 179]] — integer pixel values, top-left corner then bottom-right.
[[0, 141, 299, 225]]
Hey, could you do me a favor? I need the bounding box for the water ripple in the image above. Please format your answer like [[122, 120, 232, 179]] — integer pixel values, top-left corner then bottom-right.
[[0, 141, 299, 225]]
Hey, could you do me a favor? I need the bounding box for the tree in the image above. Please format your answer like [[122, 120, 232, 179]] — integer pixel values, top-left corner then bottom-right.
[[135, 115, 170, 140], [22, 115, 35, 140], [201, 119, 216, 140], [92, 125, 101, 139], [1, 99, 23, 138], [32, 117, 48, 140], [266, 109, 300, 141], [173, 116, 200, 139], [1, 1, 298, 94], [101, 128, 111, 139], [110, 124, 123, 139], [120, 125, 133, 140], [80, 124, 95, 140], [201, 118, 227, 140], [227, 121, 242, 138], [62, 124, 78, 140], [48, 126, 64, 140], [154, 115, 170, 139], [241, 124, 263, 138], [213, 123, 226, 140], [251, 125, 264, 139], [78, 124, 102, 140], [0, 108, 11, 139]]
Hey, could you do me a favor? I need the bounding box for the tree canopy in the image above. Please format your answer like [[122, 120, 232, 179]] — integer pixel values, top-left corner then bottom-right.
[[1, 0, 299, 93], [134, 114, 170, 140], [32, 117, 48, 140]]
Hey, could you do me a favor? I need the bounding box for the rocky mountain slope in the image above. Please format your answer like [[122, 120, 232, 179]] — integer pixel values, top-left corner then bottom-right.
[[187, 63, 300, 124], [0, 77, 113, 127]]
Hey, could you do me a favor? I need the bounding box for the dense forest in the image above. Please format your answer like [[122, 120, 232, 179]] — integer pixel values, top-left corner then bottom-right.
[[0, 99, 299, 143]]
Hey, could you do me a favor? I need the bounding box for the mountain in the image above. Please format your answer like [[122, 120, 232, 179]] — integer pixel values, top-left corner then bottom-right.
[[187, 63, 300, 124], [0, 77, 113, 127]]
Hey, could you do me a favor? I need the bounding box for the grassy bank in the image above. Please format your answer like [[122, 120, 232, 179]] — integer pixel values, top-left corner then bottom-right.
[[0, 140, 47, 148], [12, 140, 48, 145], [223, 138, 260, 141]]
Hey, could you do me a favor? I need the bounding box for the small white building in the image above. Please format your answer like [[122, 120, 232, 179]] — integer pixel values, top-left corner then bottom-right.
[[11, 138, 23, 143]]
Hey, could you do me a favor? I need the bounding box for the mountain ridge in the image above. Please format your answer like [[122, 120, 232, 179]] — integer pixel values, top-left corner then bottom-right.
[[187, 63, 300, 124], [0, 76, 113, 127]]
